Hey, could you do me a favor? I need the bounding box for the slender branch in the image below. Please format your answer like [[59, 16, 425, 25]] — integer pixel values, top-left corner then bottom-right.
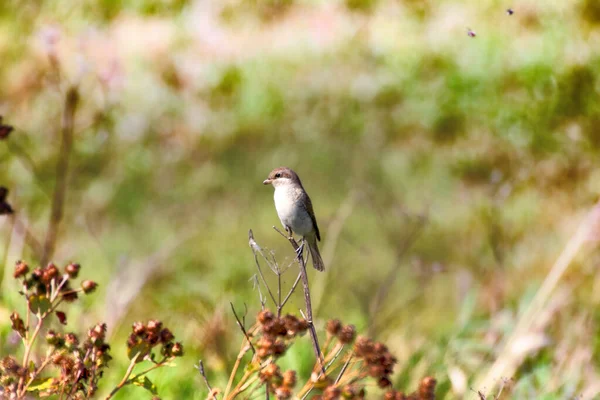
[[105, 353, 140, 399], [334, 354, 353, 384], [273, 226, 325, 374], [41, 86, 79, 266], [195, 360, 218, 400], [279, 272, 302, 311], [277, 264, 282, 317], [224, 335, 255, 398], [249, 230, 278, 309], [230, 302, 256, 354]]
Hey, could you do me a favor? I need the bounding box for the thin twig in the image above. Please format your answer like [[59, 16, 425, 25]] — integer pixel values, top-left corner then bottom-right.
[[249, 230, 278, 308], [41, 86, 79, 266], [334, 354, 353, 384], [195, 360, 217, 399], [105, 353, 141, 399], [280, 272, 302, 311], [277, 263, 282, 317], [230, 302, 256, 354]]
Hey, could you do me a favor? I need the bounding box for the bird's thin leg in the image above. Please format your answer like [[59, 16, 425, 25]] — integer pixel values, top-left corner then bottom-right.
[[295, 238, 305, 260]]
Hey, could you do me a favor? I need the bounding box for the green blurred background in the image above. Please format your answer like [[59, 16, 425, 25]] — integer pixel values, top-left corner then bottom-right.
[[2, 0, 600, 398]]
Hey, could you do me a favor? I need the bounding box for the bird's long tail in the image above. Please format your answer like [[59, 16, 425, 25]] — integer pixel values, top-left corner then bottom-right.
[[308, 237, 325, 271]]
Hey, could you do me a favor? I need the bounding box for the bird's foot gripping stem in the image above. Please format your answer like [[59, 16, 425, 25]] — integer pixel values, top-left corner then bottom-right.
[[295, 240, 305, 260]]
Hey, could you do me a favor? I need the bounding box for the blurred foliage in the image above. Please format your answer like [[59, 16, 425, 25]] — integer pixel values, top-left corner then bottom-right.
[[0, 0, 600, 398]]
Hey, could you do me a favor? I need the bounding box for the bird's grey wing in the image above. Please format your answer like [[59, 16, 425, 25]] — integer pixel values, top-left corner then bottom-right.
[[302, 193, 321, 241]]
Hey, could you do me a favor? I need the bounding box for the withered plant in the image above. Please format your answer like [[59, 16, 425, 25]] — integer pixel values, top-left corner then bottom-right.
[[196, 229, 438, 400], [0, 260, 184, 399]]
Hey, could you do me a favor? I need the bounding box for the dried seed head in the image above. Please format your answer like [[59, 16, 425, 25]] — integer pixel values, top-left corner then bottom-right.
[[81, 280, 98, 294], [13, 261, 29, 279], [46, 330, 64, 347], [323, 386, 342, 400], [257, 347, 270, 358], [418, 376, 436, 400], [326, 319, 342, 336], [260, 363, 280, 382], [337, 325, 356, 344], [377, 377, 392, 388], [147, 320, 162, 333], [42, 263, 59, 284], [275, 386, 292, 400], [64, 332, 79, 350], [10, 312, 26, 338], [282, 370, 297, 388], [258, 310, 275, 324], [89, 323, 107, 343], [171, 342, 184, 357], [159, 328, 174, 343], [65, 263, 80, 279], [273, 340, 286, 357], [354, 336, 373, 357], [132, 321, 146, 335], [341, 384, 364, 399]]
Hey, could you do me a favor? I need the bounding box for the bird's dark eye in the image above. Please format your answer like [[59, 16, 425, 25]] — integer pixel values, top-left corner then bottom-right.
[[275, 173, 281, 178]]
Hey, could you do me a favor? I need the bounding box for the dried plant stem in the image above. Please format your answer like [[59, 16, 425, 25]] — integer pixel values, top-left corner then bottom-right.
[[279, 272, 302, 314], [17, 316, 44, 396], [334, 354, 353, 384], [196, 360, 216, 399], [249, 230, 278, 308], [297, 344, 347, 399], [228, 367, 257, 399], [225, 338, 255, 398], [273, 226, 325, 374], [21, 349, 56, 394], [230, 303, 256, 354], [41, 86, 79, 266], [105, 353, 141, 399]]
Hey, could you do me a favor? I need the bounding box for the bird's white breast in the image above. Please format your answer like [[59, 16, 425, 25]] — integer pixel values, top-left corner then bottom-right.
[[273, 185, 313, 236]]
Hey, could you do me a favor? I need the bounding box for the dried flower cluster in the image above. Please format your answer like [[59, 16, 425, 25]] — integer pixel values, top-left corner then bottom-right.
[[384, 377, 437, 400], [14, 261, 94, 307], [39, 323, 111, 397], [326, 319, 356, 344], [2, 260, 184, 400], [214, 310, 437, 400], [256, 310, 309, 359], [259, 364, 298, 399], [354, 336, 397, 388], [127, 320, 184, 362]]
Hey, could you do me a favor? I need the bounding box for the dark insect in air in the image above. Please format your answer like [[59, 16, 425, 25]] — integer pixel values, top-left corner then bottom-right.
[[0, 116, 13, 140], [467, 29, 476, 38], [506, 8, 514, 15]]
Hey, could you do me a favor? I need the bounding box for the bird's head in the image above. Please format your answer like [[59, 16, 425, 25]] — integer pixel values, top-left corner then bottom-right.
[[263, 167, 302, 188]]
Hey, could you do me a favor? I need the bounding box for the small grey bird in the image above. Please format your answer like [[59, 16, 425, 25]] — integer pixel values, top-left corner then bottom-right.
[[263, 167, 324, 271]]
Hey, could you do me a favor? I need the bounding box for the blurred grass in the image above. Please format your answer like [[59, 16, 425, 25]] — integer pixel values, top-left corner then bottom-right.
[[1, 0, 600, 398]]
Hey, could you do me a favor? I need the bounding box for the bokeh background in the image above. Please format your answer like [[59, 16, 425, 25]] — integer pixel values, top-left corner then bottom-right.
[[2, 0, 600, 398]]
